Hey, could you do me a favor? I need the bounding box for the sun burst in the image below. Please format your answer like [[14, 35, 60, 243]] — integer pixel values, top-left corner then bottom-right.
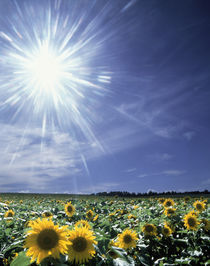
[[25, 42, 63, 95], [0, 1, 112, 139]]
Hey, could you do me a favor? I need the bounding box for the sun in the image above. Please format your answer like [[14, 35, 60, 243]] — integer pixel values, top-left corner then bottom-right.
[[26, 43, 62, 94], [23, 41, 65, 100], [0, 0, 112, 141]]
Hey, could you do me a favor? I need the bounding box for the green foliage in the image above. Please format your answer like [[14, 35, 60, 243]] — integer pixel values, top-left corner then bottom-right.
[[10, 251, 31, 266], [0, 193, 209, 265]]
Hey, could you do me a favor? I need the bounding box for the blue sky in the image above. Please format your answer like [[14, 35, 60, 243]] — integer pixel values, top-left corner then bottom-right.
[[0, 0, 210, 194]]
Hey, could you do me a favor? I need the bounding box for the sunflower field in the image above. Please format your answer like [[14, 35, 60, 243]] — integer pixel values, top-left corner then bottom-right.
[[0, 194, 209, 265]]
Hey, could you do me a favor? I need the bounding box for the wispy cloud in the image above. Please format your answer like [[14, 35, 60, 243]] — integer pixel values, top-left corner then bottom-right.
[[162, 170, 186, 176], [115, 100, 188, 140], [138, 169, 186, 178], [124, 168, 136, 173], [98, 122, 150, 155], [0, 123, 84, 192], [78, 182, 120, 194], [121, 0, 138, 13], [0, 119, 150, 192], [183, 131, 196, 141], [147, 153, 173, 162]]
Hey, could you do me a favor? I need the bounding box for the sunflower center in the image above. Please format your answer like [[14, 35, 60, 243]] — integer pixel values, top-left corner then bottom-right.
[[168, 209, 174, 214], [145, 225, 154, 233], [72, 237, 87, 252], [196, 204, 202, 210], [188, 217, 196, 227], [7, 212, 13, 217], [67, 206, 72, 212], [87, 212, 92, 218], [44, 212, 52, 217], [163, 228, 169, 234], [123, 234, 132, 244], [166, 201, 172, 207], [37, 229, 59, 250]]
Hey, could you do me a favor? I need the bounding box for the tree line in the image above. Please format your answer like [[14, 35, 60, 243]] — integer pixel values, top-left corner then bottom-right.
[[91, 189, 209, 197]]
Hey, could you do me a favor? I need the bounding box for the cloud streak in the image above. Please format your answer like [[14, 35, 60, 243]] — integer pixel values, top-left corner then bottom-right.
[[138, 170, 186, 178], [0, 118, 153, 192], [0, 123, 83, 191]]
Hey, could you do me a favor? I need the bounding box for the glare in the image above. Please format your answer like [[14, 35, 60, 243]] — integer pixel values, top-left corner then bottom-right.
[[26, 43, 62, 95], [0, 0, 112, 142]]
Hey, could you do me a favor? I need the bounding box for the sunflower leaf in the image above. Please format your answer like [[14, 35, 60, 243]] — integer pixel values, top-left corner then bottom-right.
[[113, 257, 135, 266], [10, 251, 31, 266]]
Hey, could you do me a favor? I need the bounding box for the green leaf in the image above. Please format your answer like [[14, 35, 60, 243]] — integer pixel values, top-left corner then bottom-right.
[[10, 251, 31, 266], [175, 258, 191, 264], [137, 255, 151, 266], [154, 258, 167, 265], [110, 246, 127, 258], [113, 257, 135, 266], [5, 228, 12, 235], [205, 260, 210, 266]]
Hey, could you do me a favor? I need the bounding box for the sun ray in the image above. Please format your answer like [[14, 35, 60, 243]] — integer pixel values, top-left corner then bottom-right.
[[0, 0, 112, 144]]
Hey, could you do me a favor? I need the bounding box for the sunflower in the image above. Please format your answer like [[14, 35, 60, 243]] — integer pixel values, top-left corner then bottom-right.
[[162, 224, 173, 237], [93, 214, 99, 221], [183, 213, 200, 230], [65, 202, 75, 217], [42, 211, 53, 219], [128, 214, 137, 219], [116, 209, 123, 215], [188, 210, 198, 217], [24, 218, 70, 264], [109, 239, 118, 248], [109, 212, 116, 218], [4, 210, 15, 218], [75, 220, 91, 229], [164, 208, 176, 217], [67, 226, 97, 264], [116, 229, 138, 249], [184, 196, 191, 202], [25, 220, 36, 228], [158, 198, 165, 204], [142, 224, 157, 236], [163, 198, 175, 208], [193, 200, 206, 213], [86, 210, 94, 220]]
